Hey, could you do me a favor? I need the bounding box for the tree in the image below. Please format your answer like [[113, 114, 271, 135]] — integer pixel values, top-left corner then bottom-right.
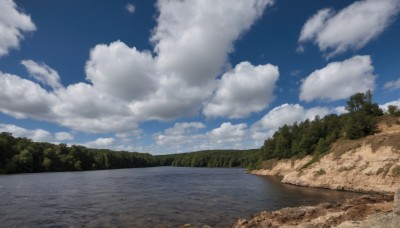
[[345, 90, 382, 116], [388, 105, 400, 116]]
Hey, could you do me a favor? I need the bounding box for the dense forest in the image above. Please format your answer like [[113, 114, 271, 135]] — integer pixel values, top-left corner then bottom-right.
[[1, 91, 398, 174], [156, 149, 261, 169], [0, 134, 157, 174], [260, 91, 383, 160]]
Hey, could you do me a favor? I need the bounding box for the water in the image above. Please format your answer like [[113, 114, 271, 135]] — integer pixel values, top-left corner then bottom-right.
[[0, 167, 360, 227]]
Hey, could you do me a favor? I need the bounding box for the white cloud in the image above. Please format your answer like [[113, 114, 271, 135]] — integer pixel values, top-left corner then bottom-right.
[[299, 0, 400, 57], [164, 122, 205, 136], [333, 106, 348, 115], [152, 0, 274, 85], [84, 137, 115, 149], [208, 122, 247, 141], [300, 55, 376, 102], [153, 122, 253, 154], [156, 122, 205, 146], [21, 60, 63, 90], [203, 62, 279, 118], [54, 132, 74, 141], [380, 99, 400, 112], [0, 0, 276, 135], [0, 123, 73, 142], [0, 0, 36, 57], [252, 103, 329, 141], [85, 41, 157, 101], [125, 3, 135, 14], [384, 79, 400, 90], [298, 8, 333, 53], [0, 72, 56, 119]]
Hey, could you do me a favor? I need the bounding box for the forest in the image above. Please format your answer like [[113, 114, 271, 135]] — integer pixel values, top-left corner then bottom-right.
[[0, 135, 157, 174], [0, 91, 398, 174]]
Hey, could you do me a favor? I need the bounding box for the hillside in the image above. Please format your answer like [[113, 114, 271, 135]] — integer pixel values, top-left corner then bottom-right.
[[251, 115, 400, 194]]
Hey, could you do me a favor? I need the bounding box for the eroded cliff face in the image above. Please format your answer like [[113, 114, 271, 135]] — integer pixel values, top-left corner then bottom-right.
[[252, 121, 400, 194]]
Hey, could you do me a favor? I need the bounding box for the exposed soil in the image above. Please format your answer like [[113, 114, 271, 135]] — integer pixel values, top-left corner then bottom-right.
[[233, 194, 394, 228]]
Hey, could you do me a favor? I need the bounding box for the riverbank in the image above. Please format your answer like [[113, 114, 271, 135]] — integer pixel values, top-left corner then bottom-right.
[[251, 118, 400, 194], [232, 119, 400, 227], [233, 193, 399, 227]]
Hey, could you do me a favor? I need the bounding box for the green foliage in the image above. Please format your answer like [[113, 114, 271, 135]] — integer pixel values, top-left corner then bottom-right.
[[0, 133, 157, 174], [260, 114, 342, 161], [259, 91, 382, 163], [391, 165, 400, 177], [387, 105, 400, 116], [314, 168, 326, 176], [156, 149, 260, 169], [343, 91, 382, 140]]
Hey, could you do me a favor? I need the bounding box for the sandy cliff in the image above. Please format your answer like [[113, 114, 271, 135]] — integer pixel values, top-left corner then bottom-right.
[[251, 119, 400, 194]]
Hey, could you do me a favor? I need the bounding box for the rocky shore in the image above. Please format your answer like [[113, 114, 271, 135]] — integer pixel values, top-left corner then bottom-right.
[[233, 121, 400, 227], [233, 193, 399, 228]]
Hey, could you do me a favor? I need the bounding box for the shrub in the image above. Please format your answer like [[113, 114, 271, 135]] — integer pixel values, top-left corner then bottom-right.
[[314, 168, 326, 176]]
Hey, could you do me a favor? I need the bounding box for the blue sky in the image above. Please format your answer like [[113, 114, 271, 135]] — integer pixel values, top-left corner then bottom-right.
[[0, 0, 399, 154]]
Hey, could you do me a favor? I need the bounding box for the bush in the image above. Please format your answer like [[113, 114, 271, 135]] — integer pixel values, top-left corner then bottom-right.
[[314, 168, 326, 176], [391, 165, 400, 177], [388, 105, 400, 116]]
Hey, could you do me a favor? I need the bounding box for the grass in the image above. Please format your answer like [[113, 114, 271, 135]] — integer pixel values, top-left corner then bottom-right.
[[314, 168, 326, 176], [331, 139, 362, 159], [338, 165, 356, 172], [302, 154, 320, 169], [377, 164, 392, 178], [391, 165, 400, 177], [261, 159, 278, 170]]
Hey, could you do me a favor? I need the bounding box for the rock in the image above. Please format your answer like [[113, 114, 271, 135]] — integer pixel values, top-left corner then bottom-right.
[[233, 194, 394, 228], [201, 225, 212, 228], [395, 188, 400, 216]]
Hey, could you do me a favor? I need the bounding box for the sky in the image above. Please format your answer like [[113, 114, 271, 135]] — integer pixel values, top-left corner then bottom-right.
[[0, 0, 399, 154]]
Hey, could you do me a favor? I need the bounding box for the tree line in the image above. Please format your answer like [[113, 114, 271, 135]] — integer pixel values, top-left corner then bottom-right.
[[0, 91, 395, 174], [260, 91, 383, 160], [156, 149, 261, 169], [0, 134, 157, 174]]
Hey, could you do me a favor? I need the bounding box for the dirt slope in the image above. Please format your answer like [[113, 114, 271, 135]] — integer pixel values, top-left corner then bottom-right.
[[252, 117, 400, 194]]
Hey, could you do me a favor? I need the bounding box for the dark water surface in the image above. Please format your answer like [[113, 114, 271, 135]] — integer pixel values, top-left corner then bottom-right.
[[0, 167, 360, 227]]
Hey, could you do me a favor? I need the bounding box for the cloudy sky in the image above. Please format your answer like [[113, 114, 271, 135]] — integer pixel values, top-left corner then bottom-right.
[[0, 0, 399, 154]]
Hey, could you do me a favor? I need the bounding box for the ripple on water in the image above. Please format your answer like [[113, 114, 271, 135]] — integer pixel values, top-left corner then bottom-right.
[[0, 167, 361, 227]]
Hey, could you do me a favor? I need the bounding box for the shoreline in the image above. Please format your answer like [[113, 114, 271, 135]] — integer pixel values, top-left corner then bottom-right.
[[232, 193, 398, 228], [231, 124, 400, 227]]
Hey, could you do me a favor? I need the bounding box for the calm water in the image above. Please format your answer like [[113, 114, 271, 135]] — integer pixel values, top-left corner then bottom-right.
[[0, 167, 360, 227]]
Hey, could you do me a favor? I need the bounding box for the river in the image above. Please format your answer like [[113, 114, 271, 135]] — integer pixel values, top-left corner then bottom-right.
[[0, 167, 360, 227]]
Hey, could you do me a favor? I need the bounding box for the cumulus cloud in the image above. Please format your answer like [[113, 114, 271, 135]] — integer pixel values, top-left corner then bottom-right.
[[0, 0, 276, 135], [252, 103, 329, 141], [153, 122, 253, 153], [203, 62, 279, 118], [300, 55, 376, 102], [54, 132, 74, 141], [85, 41, 157, 101], [125, 3, 135, 14], [83, 137, 116, 149], [0, 123, 73, 142], [380, 99, 400, 112], [152, 0, 274, 85], [156, 122, 205, 147], [0, 72, 56, 119], [21, 60, 63, 90], [208, 122, 247, 141], [299, 0, 400, 57], [384, 79, 400, 90], [0, 0, 36, 57]]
